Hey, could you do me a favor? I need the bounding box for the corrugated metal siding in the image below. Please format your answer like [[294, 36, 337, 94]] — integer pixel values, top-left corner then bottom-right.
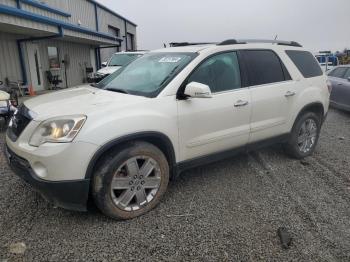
[[100, 48, 115, 64], [63, 29, 116, 45], [66, 0, 95, 30], [37, 0, 68, 12], [0, 14, 58, 34], [97, 7, 124, 34], [0, 0, 16, 7], [99, 26, 119, 62], [21, 2, 68, 21], [97, 7, 127, 51], [0, 0, 137, 89], [0, 32, 22, 82], [0, 0, 137, 48]]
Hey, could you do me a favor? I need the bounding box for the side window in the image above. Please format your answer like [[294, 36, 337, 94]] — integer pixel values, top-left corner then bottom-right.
[[286, 50, 323, 78], [242, 50, 287, 86], [187, 52, 241, 93], [329, 67, 348, 78]]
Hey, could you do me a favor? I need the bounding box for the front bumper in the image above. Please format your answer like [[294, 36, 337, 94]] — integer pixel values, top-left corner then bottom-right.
[[5, 145, 90, 211]]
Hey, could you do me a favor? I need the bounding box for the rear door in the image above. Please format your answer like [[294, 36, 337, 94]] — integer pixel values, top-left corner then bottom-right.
[[241, 49, 295, 143], [177, 51, 251, 161]]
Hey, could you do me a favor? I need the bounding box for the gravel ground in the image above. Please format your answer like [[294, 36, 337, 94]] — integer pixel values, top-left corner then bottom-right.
[[0, 108, 350, 262]]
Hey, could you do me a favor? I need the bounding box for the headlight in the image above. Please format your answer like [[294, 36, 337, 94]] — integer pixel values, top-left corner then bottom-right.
[[29, 115, 86, 147]]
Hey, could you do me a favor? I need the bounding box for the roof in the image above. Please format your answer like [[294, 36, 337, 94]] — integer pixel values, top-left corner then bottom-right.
[[87, 0, 137, 26], [152, 42, 304, 53]]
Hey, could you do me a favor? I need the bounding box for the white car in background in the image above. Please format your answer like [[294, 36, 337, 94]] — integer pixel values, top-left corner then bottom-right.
[[95, 51, 146, 81]]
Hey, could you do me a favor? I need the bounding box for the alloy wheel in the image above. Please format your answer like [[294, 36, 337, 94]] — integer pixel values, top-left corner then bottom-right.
[[110, 156, 161, 212], [297, 118, 318, 153]]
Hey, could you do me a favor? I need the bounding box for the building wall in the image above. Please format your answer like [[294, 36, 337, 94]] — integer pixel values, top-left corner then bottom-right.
[[0, 0, 16, 7], [21, 2, 68, 21], [0, 12, 59, 34], [0, 31, 94, 89], [0, 0, 137, 44], [0, 0, 138, 89], [0, 32, 22, 82], [98, 7, 124, 62]]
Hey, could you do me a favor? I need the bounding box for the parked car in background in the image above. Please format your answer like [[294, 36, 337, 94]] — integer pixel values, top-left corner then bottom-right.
[[5, 39, 329, 220], [94, 51, 146, 82], [327, 65, 350, 111]]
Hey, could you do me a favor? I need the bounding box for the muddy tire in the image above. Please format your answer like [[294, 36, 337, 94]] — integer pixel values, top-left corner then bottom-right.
[[92, 142, 169, 220]]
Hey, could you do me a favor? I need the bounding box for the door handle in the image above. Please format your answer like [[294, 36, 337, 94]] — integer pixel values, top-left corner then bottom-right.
[[285, 91, 296, 97], [337, 83, 343, 86], [234, 100, 249, 107]]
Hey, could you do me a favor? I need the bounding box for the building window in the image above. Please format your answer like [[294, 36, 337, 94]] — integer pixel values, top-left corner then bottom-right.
[[127, 33, 135, 51], [48, 46, 60, 70], [108, 26, 121, 52]]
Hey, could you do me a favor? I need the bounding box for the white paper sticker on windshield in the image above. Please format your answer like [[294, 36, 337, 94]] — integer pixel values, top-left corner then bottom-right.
[[159, 57, 182, 63]]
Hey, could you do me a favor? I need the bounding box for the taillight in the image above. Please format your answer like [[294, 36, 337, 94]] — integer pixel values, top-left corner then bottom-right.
[[326, 80, 333, 94]]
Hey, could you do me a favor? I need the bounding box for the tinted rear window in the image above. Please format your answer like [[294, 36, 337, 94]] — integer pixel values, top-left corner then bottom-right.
[[286, 50, 323, 78], [242, 50, 290, 86]]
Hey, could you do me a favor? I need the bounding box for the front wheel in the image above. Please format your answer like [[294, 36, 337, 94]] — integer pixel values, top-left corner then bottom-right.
[[284, 112, 322, 159], [92, 142, 169, 220]]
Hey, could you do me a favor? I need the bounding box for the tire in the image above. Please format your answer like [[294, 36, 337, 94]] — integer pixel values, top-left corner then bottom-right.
[[92, 142, 169, 220], [284, 111, 322, 159]]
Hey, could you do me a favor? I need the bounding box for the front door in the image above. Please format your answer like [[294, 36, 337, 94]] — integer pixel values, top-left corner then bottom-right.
[[177, 51, 251, 161], [26, 43, 44, 91]]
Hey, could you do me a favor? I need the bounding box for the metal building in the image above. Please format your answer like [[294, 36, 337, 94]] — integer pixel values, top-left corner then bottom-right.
[[0, 0, 137, 91]]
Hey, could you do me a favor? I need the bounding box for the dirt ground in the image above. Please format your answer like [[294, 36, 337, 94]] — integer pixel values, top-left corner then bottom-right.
[[0, 108, 349, 261]]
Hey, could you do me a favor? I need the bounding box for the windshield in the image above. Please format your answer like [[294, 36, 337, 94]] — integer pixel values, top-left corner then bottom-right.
[[108, 53, 143, 66], [97, 52, 197, 97]]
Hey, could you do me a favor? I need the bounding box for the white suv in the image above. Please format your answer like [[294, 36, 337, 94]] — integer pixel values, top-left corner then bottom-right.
[[5, 40, 330, 220]]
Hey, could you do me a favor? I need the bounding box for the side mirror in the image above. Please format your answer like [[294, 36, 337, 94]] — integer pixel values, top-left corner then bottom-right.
[[348, 77, 350, 82], [184, 82, 212, 98], [101, 62, 107, 68]]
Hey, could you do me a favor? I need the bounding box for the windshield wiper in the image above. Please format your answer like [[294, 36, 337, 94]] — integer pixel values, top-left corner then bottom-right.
[[90, 83, 99, 88], [105, 88, 129, 94]]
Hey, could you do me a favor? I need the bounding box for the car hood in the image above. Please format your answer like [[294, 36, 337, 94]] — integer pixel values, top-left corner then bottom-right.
[[24, 85, 148, 121], [96, 66, 121, 75]]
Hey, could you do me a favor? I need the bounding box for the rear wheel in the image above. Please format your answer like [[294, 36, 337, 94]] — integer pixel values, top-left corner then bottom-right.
[[284, 112, 321, 159], [92, 142, 169, 220]]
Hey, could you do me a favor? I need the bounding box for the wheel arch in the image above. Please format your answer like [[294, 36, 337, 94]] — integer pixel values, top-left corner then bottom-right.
[[85, 132, 177, 180], [297, 102, 324, 118], [292, 102, 325, 130]]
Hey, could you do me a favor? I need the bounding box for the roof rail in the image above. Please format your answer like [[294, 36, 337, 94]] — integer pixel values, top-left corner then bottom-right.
[[218, 39, 303, 47], [169, 42, 215, 47], [217, 39, 239, 45]]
